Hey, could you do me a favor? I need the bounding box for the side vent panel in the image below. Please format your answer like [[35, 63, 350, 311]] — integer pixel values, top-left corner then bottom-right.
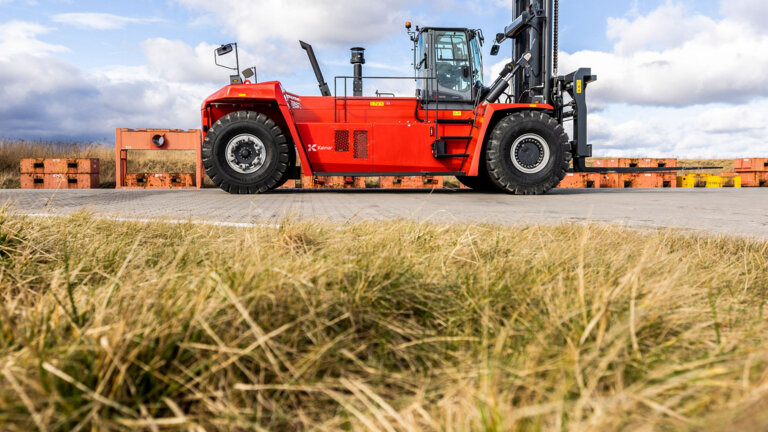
[[334, 130, 349, 152], [353, 130, 368, 159]]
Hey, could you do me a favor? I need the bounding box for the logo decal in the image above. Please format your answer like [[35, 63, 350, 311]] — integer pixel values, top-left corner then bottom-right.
[[307, 144, 333, 152]]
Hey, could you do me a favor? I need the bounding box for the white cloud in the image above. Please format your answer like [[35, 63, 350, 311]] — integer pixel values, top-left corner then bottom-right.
[[141, 38, 226, 84], [588, 102, 768, 158], [560, 7, 768, 107], [0, 21, 67, 59], [721, 0, 768, 33], [51, 13, 162, 30], [176, 0, 411, 46]]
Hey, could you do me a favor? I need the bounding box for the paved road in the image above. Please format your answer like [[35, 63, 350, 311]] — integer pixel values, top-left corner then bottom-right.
[[1, 188, 766, 238]]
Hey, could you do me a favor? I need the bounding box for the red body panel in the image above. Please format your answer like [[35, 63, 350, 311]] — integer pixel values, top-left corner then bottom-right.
[[202, 82, 553, 176]]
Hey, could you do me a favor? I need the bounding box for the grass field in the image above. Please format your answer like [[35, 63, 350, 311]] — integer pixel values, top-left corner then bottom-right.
[[1, 213, 767, 431]]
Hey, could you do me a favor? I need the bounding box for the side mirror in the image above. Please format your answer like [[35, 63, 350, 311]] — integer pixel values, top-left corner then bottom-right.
[[490, 45, 500, 56], [216, 44, 234, 56]]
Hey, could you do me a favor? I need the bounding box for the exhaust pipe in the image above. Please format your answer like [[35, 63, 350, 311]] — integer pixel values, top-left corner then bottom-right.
[[300, 41, 332, 97], [350, 47, 365, 97]]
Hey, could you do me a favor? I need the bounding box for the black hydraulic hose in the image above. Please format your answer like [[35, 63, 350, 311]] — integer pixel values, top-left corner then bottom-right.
[[414, 99, 426, 122], [553, 0, 559, 75]]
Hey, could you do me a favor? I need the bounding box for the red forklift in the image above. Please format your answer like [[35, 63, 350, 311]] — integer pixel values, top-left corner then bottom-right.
[[200, 0, 600, 194]]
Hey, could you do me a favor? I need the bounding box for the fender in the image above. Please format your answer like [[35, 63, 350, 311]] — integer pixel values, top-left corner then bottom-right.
[[201, 81, 315, 176], [465, 103, 554, 176]]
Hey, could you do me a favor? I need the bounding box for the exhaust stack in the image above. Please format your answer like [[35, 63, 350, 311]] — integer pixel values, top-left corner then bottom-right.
[[350, 47, 365, 97], [300, 41, 332, 97]]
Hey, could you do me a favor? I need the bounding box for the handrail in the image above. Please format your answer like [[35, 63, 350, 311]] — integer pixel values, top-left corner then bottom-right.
[[333, 75, 438, 123]]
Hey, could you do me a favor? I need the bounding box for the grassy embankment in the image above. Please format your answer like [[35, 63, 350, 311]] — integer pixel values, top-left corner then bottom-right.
[[0, 214, 767, 431]]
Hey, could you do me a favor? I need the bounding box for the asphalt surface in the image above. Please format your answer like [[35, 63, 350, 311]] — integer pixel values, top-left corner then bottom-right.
[[1, 188, 767, 238]]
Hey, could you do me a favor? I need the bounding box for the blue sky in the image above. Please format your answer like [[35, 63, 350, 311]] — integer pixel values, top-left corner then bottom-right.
[[1, 0, 767, 157]]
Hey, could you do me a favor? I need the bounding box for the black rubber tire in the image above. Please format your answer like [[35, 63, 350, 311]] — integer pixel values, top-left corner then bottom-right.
[[202, 111, 290, 194], [456, 152, 501, 191], [272, 146, 297, 191], [485, 111, 571, 195]]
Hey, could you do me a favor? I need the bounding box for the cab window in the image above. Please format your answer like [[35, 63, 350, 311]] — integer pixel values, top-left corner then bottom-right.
[[470, 36, 484, 87], [434, 31, 471, 97]]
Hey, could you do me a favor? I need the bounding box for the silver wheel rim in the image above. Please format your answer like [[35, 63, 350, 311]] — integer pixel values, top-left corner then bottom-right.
[[225, 134, 266, 174], [510, 133, 550, 174]]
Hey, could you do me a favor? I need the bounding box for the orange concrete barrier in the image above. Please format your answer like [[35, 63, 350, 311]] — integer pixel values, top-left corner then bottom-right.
[[125, 173, 196, 189], [19, 158, 46, 174], [594, 158, 677, 169], [599, 173, 622, 188], [20, 158, 100, 189], [739, 171, 768, 187], [622, 173, 675, 188], [557, 173, 601, 189], [116, 129, 204, 189], [43, 158, 100, 174], [20, 174, 46, 189], [301, 176, 366, 189], [44, 174, 100, 189], [734, 158, 768, 172], [380, 176, 444, 189]]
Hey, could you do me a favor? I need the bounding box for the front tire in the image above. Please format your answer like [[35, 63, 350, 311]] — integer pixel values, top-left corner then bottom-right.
[[202, 111, 290, 194], [485, 111, 570, 195]]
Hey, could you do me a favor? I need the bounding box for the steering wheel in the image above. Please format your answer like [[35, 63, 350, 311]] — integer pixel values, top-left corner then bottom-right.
[[436, 63, 459, 90]]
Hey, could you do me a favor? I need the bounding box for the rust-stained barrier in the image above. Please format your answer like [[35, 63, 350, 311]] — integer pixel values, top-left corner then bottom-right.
[[739, 172, 768, 188], [734, 158, 768, 187], [125, 173, 196, 189], [300, 176, 367, 189], [734, 158, 768, 172], [557, 173, 601, 189], [116, 129, 204, 189], [594, 158, 678, 169], [380, 176, 444, 189], [20, 158, 100, 189]]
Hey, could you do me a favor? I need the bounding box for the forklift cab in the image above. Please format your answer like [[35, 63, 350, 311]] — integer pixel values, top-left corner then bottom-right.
[[413, 27, 485, 105]]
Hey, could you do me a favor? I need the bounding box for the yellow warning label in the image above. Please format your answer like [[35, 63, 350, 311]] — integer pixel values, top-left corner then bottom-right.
[[453, 111, 462, 117], [576, 80, 582, 94], [238, 93, 247, 97], [370, 101, 385, 107]]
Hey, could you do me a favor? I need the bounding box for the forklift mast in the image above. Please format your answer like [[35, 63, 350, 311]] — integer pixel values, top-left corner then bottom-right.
[[505, 0, 597, 171]]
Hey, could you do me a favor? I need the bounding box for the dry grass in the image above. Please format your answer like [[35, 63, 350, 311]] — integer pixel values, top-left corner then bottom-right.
[[678, 159, 735, 175], [0, 139, 198, 188], [0, 213, 767, 431]]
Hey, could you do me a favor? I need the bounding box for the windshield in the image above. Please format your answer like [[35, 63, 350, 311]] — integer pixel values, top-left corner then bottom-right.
[[470, 36, 484, 87]]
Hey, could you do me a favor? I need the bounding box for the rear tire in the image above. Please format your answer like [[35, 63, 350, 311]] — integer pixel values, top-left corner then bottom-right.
[[202, 111, 290, 194], [485, 111, 570, 195]]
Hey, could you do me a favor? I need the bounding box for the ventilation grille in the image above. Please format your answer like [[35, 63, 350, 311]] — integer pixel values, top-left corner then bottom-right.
[[353, 130, 368, 159], [334, 130, 349, 152]]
